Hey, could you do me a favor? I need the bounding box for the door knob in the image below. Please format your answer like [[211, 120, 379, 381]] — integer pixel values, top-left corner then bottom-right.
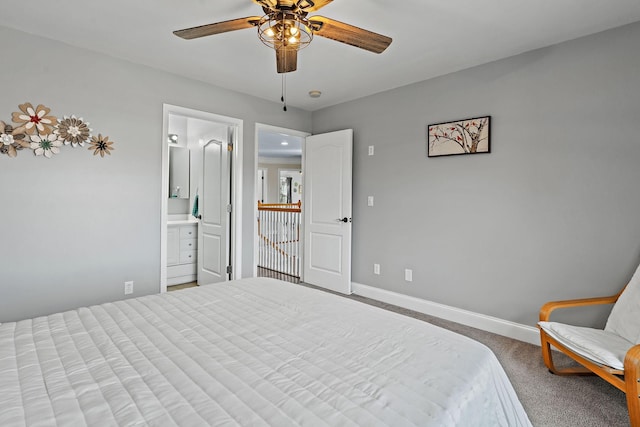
[[336, 217, 351, 223]]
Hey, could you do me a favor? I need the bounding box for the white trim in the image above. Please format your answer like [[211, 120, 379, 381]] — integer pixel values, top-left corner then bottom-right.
[[160, 105, 170, 293], [351, 282, 540, 346], [258, 156, 302, 165], [230, 124, 243, 280], [161, 104, 243, 293]]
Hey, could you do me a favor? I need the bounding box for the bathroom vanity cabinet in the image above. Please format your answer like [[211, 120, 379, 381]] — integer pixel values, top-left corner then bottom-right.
[[167, 222, 197, 285]]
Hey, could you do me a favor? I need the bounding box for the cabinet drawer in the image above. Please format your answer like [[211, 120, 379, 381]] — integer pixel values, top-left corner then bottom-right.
[[167, 263, 197, 279], [180, 238, 196, 251], [180, 250, 196, 264], [180, 225, 197, 239]]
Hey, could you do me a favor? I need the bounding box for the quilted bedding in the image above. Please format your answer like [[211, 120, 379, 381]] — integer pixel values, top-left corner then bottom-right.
[[0, 277, 531, 426]]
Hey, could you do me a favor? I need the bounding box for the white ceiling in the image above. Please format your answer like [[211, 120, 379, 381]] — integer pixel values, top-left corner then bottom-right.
[[2, 1, 640, 111], [258, 128, 304, 158]]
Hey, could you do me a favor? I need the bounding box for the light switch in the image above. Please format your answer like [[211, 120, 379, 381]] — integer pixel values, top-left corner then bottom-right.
[[404, 269, 413, 282], [367, 196, 374, 207], [368, 145, 375, 156]]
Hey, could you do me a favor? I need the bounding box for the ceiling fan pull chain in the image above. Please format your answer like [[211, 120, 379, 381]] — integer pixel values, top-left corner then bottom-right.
[[281, 72, 287, 112]]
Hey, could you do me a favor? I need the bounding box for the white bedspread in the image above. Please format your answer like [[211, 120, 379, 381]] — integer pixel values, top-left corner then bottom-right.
[[0, 277, 531, 426]]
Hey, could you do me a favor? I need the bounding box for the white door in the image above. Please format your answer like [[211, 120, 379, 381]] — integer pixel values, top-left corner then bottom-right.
[[198, 139, 230, 285], [257, 168, 266, 203], [303, 129, 353, 294]]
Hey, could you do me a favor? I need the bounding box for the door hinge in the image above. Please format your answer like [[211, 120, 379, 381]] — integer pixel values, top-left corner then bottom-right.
[[226, 265, 232, 274], [227, 142, 233, 152], [226, 204, 232, 213]]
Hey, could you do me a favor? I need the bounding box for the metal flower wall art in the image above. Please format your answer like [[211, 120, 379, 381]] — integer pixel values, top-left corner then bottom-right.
[[0, 102, 115, 159]]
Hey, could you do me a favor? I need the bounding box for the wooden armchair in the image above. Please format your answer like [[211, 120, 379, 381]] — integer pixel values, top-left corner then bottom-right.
[[538, 268, 640, 427]]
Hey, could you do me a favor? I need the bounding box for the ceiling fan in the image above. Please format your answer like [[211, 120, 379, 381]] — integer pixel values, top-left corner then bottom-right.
[[173, 0, 392, 74]]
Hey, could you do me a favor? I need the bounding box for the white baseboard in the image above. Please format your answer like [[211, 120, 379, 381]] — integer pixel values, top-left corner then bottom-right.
[[351, 282, 540, 346]]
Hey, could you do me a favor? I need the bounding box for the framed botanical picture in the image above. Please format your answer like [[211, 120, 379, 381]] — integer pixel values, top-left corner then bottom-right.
[[427, 116, 490, 157]]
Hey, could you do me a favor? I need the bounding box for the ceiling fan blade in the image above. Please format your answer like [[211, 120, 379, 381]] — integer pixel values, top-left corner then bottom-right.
[[174, 16, 261, 40], [276, 46, 298, 73], [252, 0, 278, 9], [297, 0, 333, 13], [309, 16, 392, 53]]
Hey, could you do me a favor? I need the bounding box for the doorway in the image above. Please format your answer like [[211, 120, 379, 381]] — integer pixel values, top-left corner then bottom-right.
[[254, 124, 309, 282], [161, 104, 243, 293], [278, 169, 302, 204]]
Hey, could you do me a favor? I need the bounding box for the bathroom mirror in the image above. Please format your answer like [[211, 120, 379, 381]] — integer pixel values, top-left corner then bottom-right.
[[169, 146, 190, 199]]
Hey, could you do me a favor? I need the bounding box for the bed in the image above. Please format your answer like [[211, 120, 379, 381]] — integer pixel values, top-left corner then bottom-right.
[[0, 277, 531, 426]]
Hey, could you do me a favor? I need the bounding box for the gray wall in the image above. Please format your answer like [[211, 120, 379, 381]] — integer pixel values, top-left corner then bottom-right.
[[0, 26, 311, 322], [3, 21, 640, 328], [312, 22, 640, 326]]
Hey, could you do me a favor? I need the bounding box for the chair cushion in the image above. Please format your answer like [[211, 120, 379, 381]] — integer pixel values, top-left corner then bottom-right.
[[539, 321, 633, 370], [605, 263, 640, 344]]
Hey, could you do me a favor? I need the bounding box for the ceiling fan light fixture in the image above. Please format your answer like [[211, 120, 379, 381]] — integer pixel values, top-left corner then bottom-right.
[[258, 13, 312, 51]]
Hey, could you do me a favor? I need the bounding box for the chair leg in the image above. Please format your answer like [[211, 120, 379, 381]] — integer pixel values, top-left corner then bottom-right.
[[540, 331, 593, 375], [624, 346, 640, 427], [540, 332, 560, 373], [627, 392, 640, 427]]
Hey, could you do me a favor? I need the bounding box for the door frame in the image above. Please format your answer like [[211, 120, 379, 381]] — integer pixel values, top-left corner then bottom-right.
[[161, 104, 244, 293], [253, 123, 310, 278]]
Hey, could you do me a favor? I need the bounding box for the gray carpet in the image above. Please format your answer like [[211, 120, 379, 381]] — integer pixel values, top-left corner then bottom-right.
[[302, 283, 629, 426]]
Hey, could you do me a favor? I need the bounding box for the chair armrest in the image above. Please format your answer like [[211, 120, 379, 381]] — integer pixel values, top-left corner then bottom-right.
[[539, 294, 620, 322], [625, 344, 640, 370]]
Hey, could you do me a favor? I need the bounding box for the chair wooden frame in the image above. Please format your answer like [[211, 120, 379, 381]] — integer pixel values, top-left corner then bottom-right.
[[539, 287, 640, 426]]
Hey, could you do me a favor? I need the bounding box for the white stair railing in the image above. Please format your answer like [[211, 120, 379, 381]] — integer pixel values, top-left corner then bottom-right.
[[257, 201, 301, 278]]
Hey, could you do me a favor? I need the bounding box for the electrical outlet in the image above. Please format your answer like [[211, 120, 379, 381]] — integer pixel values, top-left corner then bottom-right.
[[404, 269, 413, 282], [368, 145, 375, 156], [374, 263, 380, 275], [124, 281, 134, 295], [367, 196, 374, 207]]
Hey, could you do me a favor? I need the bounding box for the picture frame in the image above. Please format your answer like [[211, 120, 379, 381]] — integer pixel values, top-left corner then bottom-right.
[[427, 116, 491, 157]]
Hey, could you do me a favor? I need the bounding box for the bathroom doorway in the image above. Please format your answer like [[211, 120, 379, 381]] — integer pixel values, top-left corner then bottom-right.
[[161, 104, 243, 292]]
